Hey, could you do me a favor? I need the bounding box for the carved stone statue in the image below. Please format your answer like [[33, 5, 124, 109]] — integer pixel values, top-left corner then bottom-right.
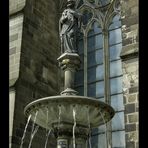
[[59, 0, 82, 54]]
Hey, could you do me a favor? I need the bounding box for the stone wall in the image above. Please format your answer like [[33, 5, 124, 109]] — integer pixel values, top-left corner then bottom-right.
[[20, 0, 60, 97], [122, 59, 138, 148], [121, 0, 138, 147], [9, 13, 24, 86], [10, 0, 60, 147], [121, 0, 138, 58]]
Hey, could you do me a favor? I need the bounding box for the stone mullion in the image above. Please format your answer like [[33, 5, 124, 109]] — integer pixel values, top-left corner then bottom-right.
[[83, 32, 88, 96], [103, 29, 112, 148], [103, 30, 111, 109]]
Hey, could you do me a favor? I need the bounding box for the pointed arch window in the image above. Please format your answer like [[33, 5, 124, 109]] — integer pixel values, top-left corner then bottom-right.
[[74, 0, 123, 103], [74, 0, 125, 147]]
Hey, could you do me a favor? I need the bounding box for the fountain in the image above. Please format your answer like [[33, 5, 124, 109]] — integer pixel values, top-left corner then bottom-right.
[[23, 0, 115, 147]]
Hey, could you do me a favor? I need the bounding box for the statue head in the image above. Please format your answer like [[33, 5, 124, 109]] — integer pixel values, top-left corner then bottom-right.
[[67, 0, 75, 8]]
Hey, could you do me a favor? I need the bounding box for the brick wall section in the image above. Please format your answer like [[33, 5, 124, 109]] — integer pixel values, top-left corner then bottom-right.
[[121, 0, 138, 148], [10, 0, 60, 147]]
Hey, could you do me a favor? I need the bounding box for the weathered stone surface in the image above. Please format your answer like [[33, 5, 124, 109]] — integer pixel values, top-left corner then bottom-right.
[[136, 102, 139, 112], [128, 132, 138, 142], [9, 0, 59, 147], [129, 86, 138, 93], [9, 34, 18, 42], [11, 136, 20, 145], [9, 47, 16, 55], [125, 103, 135, 114], [9, 0, 26, 15], [9, 14, 24, 86], [128, 113, 138, 123], [128, 94, 137, 103], [136, 142, 139, 148], [126, 141, 135, 148], [122, 15, 138, 28], [125, 124, 136, 132], [121, 43, 138, 58]]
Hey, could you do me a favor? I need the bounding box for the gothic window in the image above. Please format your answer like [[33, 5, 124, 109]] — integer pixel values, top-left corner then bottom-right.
[[74, 0, 125, 147]]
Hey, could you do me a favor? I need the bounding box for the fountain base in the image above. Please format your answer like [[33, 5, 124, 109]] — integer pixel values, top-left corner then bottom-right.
[[54, 122, 88, 148]]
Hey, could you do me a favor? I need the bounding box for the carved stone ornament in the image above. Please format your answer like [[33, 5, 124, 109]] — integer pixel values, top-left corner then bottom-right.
[[59, 0, 82, 54]]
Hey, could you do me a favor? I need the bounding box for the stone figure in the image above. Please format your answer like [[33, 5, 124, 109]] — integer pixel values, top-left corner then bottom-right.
[[59, 0, 82, 54]]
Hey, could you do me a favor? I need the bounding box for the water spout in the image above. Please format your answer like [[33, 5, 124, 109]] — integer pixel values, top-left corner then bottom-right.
[[44, 129, 52, 148], [20, 114, 32, 148], [99, 111, 109, 148], [87, 107, 92, 148], [58, 105, 61, 136], [28, 110, 39, 148], [46, 107, 49, 130], [73, 106, 76, 148], [24, 95, 115, 148]]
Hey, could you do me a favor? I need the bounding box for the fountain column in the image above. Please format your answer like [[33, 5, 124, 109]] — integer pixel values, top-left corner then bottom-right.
[[52, 122, 89, 148], [57, 52, 81, 95]]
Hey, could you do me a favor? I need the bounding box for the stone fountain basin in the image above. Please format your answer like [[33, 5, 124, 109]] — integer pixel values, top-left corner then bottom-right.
[[24, 95, 115, 130]]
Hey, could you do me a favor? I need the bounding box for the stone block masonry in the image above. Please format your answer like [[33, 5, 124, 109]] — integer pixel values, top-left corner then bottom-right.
[[9, 13, 24, 84], [121, 0, 138, 147], [9, 0, 60, 147]]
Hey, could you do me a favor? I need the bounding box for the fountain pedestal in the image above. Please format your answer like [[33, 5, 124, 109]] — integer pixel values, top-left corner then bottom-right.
[[53, 122, 88, 148], [57, 53, 81, 95]]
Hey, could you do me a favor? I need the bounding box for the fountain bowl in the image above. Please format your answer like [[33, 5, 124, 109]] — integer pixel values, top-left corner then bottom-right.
[[24, 95, 115, 130]]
